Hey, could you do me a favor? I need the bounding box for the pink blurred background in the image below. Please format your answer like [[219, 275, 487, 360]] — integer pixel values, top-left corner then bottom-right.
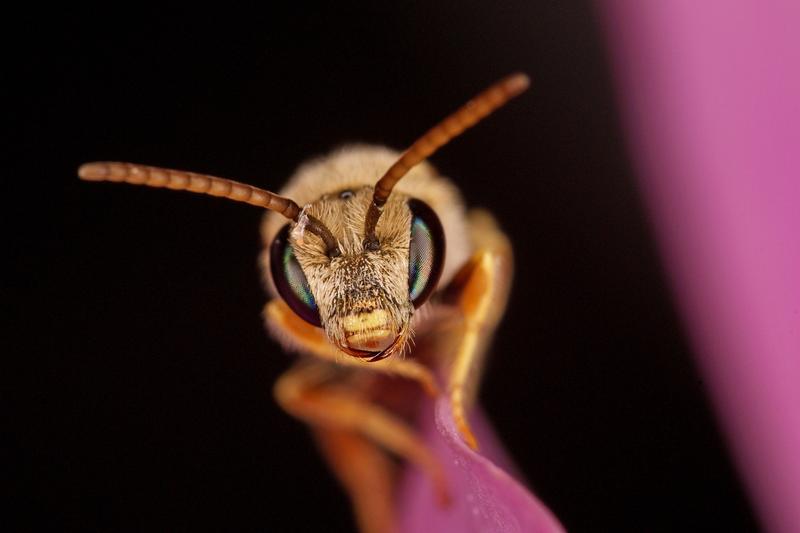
[[600, 2, 800, 531]]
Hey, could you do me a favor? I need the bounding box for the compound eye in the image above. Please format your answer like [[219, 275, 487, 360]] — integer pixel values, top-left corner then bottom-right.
[[269, 225, 322, 327], [408, 199, 445, 308]]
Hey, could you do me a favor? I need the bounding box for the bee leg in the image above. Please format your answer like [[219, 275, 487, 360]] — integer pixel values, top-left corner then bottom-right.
[[265, 299, 440, 396], [274, 363, 450, 526], [444, 209, 513, 450], [314, 427, 396, 533]]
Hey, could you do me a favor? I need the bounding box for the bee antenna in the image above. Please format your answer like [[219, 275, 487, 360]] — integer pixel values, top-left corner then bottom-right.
[[363, 72, 530, 250], [78, 162, 341, 257]]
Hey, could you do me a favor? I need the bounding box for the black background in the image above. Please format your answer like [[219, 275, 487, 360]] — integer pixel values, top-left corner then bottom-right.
[[9, 4, 758, 532]]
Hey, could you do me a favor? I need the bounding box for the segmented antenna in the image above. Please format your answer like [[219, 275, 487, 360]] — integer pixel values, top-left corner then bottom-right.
[[79, 162, 341, 256], [363, 73, 530, 249]]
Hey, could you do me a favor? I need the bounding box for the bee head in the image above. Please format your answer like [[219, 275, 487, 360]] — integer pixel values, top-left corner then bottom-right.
[[269, 185, 444, 361]]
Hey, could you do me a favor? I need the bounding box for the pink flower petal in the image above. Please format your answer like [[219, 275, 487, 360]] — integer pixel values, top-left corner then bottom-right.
[[397, 396, 565, 533]]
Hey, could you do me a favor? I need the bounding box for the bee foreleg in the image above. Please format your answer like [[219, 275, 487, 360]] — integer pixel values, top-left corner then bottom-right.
[[265, 299, 440, 396], [444, 209, 513, 450]]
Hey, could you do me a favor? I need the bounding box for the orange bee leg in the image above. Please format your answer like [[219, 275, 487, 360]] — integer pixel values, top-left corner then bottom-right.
[[273, 363, 449, 532], [265, 299, 439, 396], [314, 427, 397, 533], [443, 209, 513, 450]]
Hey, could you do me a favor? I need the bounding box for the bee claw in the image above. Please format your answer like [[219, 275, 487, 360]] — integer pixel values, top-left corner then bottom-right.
[[451, 395, 479, 450], [458, 422, 479, 451]]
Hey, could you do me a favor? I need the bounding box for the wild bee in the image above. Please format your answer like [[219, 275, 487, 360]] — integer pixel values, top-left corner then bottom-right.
[[79, 73, 529, 532]]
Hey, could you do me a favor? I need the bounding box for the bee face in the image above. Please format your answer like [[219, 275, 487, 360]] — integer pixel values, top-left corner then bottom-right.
[[269, 185, 445, 360]]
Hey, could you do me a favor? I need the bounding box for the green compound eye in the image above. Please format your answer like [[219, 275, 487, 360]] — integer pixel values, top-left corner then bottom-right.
[[407, 199, 445, 308], [270, 225, 322, 327]]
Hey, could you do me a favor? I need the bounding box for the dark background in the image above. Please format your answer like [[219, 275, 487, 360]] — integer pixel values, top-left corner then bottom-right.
[[9, 4, 758, 532]]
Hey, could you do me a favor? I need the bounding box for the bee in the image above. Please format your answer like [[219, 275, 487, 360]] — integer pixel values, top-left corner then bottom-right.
[[79, 73, 529, 533]]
